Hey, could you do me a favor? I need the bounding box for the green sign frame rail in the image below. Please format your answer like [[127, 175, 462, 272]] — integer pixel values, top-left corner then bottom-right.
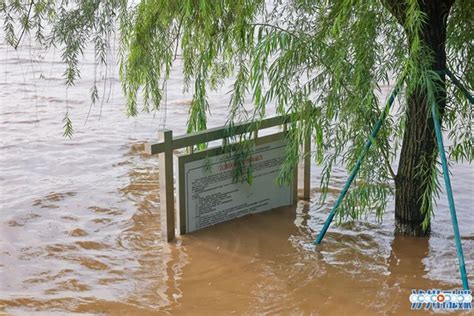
[[314, 69, 472, 291]]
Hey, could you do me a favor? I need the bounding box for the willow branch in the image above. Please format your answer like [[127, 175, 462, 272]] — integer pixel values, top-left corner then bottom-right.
[[14, 0, 35, 49], [381, 147, 397, 180]]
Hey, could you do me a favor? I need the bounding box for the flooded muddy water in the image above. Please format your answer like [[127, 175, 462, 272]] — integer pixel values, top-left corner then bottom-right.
[[0, 38, 473, 315]]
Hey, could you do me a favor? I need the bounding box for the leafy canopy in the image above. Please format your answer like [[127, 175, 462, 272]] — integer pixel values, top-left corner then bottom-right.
[[2, 0, 473, 224]]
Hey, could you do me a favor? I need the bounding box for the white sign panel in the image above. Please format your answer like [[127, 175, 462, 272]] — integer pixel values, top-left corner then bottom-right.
[[180, 139, 293, 233]]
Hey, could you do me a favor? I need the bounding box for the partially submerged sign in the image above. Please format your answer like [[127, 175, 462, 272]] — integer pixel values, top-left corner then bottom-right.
[[145, 114, 310, 242], [175, 133, 296, 234]]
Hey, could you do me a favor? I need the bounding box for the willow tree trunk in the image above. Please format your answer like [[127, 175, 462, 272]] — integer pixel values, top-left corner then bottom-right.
[[394, 1, 454, 236]]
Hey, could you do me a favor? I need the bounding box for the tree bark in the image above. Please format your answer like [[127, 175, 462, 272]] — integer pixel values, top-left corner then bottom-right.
[[394, 1, 454, 236]]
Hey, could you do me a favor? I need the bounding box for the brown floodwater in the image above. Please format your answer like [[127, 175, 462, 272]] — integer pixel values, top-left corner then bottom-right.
[[0, 37, 473, 315]]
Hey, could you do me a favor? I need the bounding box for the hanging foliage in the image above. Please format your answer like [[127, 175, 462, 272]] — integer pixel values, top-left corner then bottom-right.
[[1, 0, 472, 232]]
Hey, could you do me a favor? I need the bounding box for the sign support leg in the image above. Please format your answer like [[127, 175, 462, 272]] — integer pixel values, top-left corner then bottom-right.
[[159, 129, 175, 242], [303, 131, 311, 200]]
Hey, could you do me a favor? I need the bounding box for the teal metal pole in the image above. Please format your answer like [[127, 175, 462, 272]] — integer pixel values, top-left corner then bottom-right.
[[445, 69, 474, 104], [314, 84, 400, 245], [431, 102, 469, 290]]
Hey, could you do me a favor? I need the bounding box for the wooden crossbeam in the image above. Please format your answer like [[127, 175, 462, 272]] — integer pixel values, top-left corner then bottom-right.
[[145, 115, 292, 156]]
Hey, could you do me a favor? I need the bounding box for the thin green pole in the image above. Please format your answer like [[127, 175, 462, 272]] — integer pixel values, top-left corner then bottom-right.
[[444, 69, 474, 104], [431, 102, 469, 290], [314, 83, 401, 245]]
